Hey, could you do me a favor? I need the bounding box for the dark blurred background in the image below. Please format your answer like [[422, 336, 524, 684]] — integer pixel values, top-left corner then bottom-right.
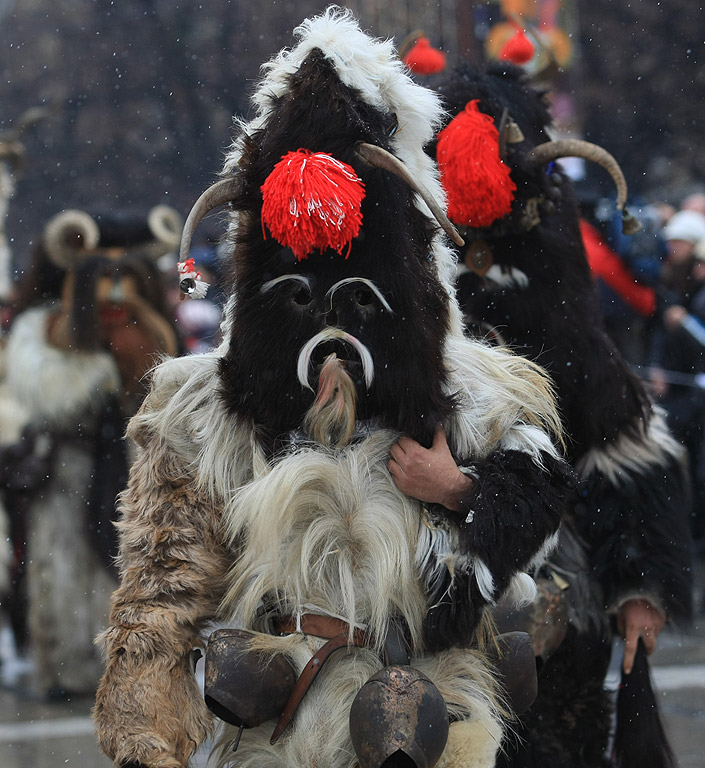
[[1, 0, 703, 273]]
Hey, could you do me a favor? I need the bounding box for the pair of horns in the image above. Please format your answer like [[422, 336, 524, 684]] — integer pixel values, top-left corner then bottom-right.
[[43, 205, 184, 270], [179, 143, 464, 264], [528, 139, 641, 234]]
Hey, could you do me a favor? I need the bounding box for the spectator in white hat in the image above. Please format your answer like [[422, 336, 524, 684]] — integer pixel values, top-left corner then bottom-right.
[[660, 209, 705, 308], [649, 231, 705, 544]]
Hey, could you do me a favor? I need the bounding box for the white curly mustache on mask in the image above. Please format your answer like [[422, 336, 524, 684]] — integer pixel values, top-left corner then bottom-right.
[[296, 327, 374, 393]]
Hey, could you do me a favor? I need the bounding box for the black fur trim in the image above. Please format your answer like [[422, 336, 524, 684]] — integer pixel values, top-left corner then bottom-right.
[[422, 450, 575, 652], [576, 455, 693, 623], [459, 450, 575, 596], [422, 570, 486, 652]]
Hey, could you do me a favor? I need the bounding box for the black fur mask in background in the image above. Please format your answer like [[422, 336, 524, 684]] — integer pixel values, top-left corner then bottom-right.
[[433, 62, 561, 239]]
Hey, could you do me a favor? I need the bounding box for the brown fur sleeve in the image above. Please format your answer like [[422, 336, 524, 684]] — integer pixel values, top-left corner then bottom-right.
[[93, 416, 231, 768]]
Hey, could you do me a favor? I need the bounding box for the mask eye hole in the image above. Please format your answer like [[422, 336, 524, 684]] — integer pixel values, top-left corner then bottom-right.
[[292, 286, 313, 306], [355, 288, 374, 307], [388, 115, 399, 137]]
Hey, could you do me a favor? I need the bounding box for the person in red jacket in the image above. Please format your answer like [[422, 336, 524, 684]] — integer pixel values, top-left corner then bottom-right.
[[580, 217, 656, 317], [579, 214, 658, 369]]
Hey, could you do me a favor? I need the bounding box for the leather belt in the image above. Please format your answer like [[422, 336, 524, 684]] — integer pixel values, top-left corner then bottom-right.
[[272, 613, 369, 645]]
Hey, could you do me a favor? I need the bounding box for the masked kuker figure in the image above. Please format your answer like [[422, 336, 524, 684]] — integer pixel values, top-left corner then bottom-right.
[[94, 9, 574, 768], [0, 205, 180, 697], [429, 61, 692, 768]]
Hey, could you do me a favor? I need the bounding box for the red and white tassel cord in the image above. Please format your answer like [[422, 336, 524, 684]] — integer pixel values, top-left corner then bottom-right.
[[177, 257, 210, 300]]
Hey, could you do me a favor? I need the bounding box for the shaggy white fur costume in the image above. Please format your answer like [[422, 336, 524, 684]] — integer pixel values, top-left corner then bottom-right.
[[2, 307, 119, 694], [95, 334, 560, 768], [94, 10, 565, 768]]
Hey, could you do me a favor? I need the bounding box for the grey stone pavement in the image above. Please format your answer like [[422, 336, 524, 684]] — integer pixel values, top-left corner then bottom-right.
[[1, 558, 704, 768]]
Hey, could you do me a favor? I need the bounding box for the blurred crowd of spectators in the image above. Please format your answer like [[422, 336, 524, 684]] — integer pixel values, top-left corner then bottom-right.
[[581, 190, 705, 547]]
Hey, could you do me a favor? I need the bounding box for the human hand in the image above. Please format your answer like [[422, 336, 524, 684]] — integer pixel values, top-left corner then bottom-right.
[[648, 366, 669, 399], [388, 425, 473, 511], [663, 304, 687, 331], [617, 598, 666, 674]]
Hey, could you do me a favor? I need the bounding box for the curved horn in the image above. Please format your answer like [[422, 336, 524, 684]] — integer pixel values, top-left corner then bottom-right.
[[397, 29, 425, 60], [527, 139, 641, 234], [0, 105, 54, 174], [42, 209, 100, 270], [13, 106, 53, 139], [497, 108, 509, 162], [355, 142, 465, 246], [179, 177, 240, 263], [148, 204, 184, 250]]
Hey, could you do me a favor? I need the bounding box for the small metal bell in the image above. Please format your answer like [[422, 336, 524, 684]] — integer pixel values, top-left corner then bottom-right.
[[180, 276, 196, 295]]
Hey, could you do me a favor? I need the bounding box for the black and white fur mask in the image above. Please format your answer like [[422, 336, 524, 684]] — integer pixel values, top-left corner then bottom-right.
[[181, 9, 466, 452]]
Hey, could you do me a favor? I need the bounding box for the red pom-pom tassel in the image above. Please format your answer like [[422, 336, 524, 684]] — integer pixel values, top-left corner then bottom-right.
[[403, 37, 446, 75], [261, 149, 366, 261], [499, 27, 535, 65], [437, 100, 517, 229]]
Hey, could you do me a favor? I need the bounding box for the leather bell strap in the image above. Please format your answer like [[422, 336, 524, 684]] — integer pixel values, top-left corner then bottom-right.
[[269, 615, 370, 744]]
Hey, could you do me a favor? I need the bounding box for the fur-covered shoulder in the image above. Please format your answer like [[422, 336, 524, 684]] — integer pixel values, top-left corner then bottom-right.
[[128, 352, 256, 499], [443, 333, 563, 463], [576, 405, 682, 483]]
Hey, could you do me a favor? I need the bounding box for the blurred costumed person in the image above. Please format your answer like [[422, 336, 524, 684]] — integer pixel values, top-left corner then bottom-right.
[[93, 9, 575, 768], [0, 105, 51, 658], [430, 57, 691, 768], [0, 204, 180, 697]]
